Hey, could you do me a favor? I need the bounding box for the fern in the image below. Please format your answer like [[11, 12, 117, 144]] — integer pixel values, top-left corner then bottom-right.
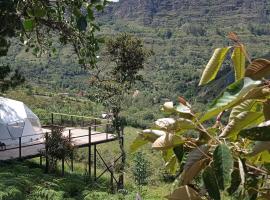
[[28, 186, 64, 200], [0, 186, 23, 200]]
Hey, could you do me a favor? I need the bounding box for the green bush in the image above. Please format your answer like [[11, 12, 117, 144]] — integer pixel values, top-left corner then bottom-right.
[[132, 152, 151, 186]]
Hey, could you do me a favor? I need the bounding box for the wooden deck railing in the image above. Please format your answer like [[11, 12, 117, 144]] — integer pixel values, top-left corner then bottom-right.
[[0, 112, 116, 160], [0, 113, 124, 191]]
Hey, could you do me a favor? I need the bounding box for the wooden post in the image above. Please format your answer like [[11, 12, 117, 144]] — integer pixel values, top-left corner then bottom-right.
[[19, 137, 22, 159], [51, 113, 54, 125], [40, 155, 43, 167], [62, 157, 65, 176], [94, 119, 97, 131], [88, 127, 92, 179], [94, 144, 96, 181], [60, 115, 63, 125], [71, 152, 74, 172], [71, 116, 74, 127], [68, 129, 71, 141], [45, 132, 49, 173], [121, 124, 124, 137], [106, 124, 109, 140], [69, 130, 74, 172], [111, 170, 114, 193]]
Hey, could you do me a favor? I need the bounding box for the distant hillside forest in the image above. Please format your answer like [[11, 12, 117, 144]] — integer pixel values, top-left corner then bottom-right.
[[2, 0, 270, 127]]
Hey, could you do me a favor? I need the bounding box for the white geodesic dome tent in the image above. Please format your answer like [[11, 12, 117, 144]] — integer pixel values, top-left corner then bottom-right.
[[0, 97, 43, 146]]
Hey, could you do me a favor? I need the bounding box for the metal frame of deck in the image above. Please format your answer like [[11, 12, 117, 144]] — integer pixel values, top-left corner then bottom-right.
[[0, 112, 124, 192]]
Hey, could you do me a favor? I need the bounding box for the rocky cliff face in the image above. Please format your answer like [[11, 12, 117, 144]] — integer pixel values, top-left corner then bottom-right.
[[103, 0, 270, 26]]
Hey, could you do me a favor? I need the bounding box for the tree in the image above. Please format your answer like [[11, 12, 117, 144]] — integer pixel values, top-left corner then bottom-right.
[[0, 0, 109, 92], [0, 65, 25, 93], [90, 33, 152, 189], [131, 32, 270, 199]]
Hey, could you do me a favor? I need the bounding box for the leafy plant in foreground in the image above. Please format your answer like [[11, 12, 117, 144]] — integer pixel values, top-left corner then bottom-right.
[[131, 32, 270, 199]]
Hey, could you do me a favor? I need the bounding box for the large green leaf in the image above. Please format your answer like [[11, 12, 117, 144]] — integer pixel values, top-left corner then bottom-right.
[[175, 118, 197, 133], [162, 100, 194, 119], [23, 19, 35, 31], [213, 144, 234, 190], [154, 118, 197, 132], [249, 141, 270, 156], [162, 100, 194, 120], [180, 158, 208, 185], [231, 46, 246, 81], [183, 145, 209, 171], [175, 103, 194, 119], [242, 86, 270, 101], [175, 104, 191, 114], [173, 145, 185, 163], [165, 155, 178, 174], [227, 158, 245, 195], [199, 47, 231, 86], [202, 166, 220, 200], [130, 129, 165, 152], [200, 78, 262, 122], [257, 151, 270, 164], [229, 100, 262, 121], [245, 58, 270, 80], [154, 118, 176, 130], [220, 111, 264, 139], [152, 133, 183, 150], [239, 123, 270, 141], [162, 148, 174, 162], [227, 169, 241, 195]]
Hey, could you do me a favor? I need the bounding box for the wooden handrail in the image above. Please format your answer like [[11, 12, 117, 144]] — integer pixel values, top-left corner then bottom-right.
[[51, 112, 102, 120]]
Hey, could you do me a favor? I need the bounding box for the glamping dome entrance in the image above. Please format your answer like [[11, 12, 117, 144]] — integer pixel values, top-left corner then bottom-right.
[[0, 97, 43, 146]]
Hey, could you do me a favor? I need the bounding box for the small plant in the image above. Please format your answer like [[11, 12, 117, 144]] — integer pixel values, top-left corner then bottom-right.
[[132, 152, 150, 187], [45, 126, 74, 172]]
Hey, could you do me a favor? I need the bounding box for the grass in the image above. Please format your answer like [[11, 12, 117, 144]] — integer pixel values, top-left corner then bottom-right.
[[0, 127, 172, 200]]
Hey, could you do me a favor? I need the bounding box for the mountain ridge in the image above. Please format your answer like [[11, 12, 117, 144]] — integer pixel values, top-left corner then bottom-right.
[[102, 0, 270, 26]]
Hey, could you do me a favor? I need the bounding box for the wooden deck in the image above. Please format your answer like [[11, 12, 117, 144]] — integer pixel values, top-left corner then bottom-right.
[[0, 127, 117, 161]]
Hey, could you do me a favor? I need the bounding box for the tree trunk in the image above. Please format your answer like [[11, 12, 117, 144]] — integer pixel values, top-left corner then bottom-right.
[[113, 111, 126, 189]]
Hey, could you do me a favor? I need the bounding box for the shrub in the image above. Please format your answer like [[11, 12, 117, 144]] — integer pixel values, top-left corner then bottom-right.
[[132, 152, 150, 186], [45, 126, 74, 172]]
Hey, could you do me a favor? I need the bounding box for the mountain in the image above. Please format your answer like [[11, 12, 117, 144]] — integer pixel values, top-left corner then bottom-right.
[[99, 0, 270, 100], [3, 0, 270, 127], [103, 0, 270, 26]]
